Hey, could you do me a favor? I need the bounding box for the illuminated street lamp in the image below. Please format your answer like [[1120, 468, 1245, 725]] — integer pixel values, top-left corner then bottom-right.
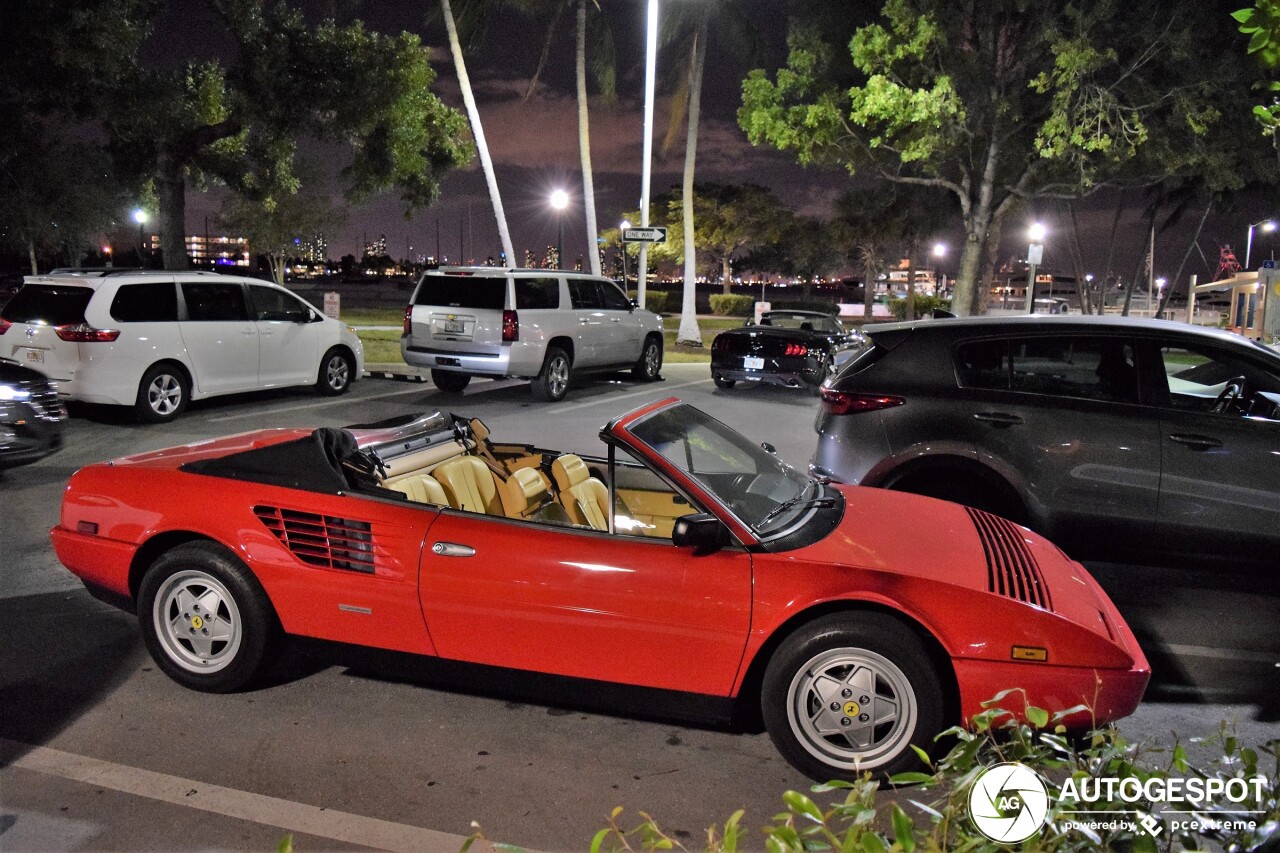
[[132, 208, 148, 260], [619, 219, 632, 288], [1245, 218, 1277, 270], [932, 242, 947, 295], [1024, 222, 1047, 313], [550, 189, 569, 269]]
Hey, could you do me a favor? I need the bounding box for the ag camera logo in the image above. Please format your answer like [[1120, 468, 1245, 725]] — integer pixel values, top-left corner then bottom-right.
[[968, 762, 1050, 843]]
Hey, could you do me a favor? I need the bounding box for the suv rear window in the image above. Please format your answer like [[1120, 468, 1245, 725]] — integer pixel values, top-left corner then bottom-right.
[[415, 275, 506, 310], [2, 285, 94, 325], [111, 282, 179, 322]]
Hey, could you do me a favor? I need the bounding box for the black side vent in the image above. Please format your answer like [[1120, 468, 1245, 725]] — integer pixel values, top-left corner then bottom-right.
[[966, 507, 1053, 612], [254, 506, 376, 574]]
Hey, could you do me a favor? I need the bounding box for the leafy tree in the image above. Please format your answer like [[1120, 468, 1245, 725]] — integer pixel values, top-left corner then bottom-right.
[[1234, 1, 1280, 163], [220, 182, 345, 285], [740, 0, 1277, 315], [108, 0, 471, 269]]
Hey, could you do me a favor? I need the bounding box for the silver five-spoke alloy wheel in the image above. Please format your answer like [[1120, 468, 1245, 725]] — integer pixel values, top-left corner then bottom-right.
[[324, 354, 350, 391], [152, 569, 243, 674], [146, 373, 183, 417]]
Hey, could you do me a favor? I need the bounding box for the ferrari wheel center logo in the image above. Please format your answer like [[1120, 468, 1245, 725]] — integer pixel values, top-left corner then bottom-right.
[[969, 762, 1050, 843], [191, 615, 204, 630], [842, 700, 861, 716]]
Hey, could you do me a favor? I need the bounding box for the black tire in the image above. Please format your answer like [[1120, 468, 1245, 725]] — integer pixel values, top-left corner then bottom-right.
[[761, 613, 945, 781], [632, 335, 663, 381], [532, 347, 572, 402], [316, 347, 355, 396], [137, 541, 279, 693], [892, 472, 1025, 524], [135, 363, 190, 423], [431, 369, 471, 394], [713, 374, 736, 389]]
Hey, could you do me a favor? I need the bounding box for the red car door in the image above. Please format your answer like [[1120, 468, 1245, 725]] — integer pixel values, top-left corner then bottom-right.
[[418, 511, 752, 696]]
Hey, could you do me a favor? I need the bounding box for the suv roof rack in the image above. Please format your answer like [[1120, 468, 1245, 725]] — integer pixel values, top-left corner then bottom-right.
[[430, 265, 601, 276]]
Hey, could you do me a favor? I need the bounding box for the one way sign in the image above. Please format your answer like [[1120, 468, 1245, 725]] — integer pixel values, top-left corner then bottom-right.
[[622, 227, 667, 243]]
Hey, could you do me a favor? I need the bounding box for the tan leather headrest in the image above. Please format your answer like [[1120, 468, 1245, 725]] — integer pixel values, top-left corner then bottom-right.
[[504, 467, 547, 516], [551, 454, 589, 492], [469, 418, 490, 443]]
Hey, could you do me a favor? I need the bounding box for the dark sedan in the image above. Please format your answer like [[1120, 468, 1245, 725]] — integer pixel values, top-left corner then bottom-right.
[[811, 315, 1280, 573], [711, 310, 867, 391], [0, 357, 66, 468]]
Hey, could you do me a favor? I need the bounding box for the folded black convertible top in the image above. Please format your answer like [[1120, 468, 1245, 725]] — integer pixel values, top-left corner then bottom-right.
[[182, 428, 356, 493]]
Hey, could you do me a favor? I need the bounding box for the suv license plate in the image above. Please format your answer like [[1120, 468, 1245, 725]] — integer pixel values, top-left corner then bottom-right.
[[25, 349, 44, 364], [443, 320, 465, 334], [743, 356, 764, 370]]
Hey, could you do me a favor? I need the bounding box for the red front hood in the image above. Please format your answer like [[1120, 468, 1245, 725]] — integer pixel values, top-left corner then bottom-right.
[[806, 485, 1117, 641]]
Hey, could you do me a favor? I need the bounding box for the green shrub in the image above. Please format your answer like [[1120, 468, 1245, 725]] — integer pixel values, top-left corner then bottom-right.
[[629, 290, 669, 313], [567, 692, 1280, 852], [709, 294, 755, 316], [888, 293, 952, 320]]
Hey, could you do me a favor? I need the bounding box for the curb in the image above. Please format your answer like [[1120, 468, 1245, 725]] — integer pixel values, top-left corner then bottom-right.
[[364, 369, 429, 383]]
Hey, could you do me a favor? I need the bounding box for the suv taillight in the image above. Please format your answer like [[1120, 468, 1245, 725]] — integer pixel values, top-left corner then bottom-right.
[[0, 317, 10, 335], [55, 323, 120, 343], [821, 389, 905, 415], [402, 305, 413, 336], [502, 310, 519, 342]]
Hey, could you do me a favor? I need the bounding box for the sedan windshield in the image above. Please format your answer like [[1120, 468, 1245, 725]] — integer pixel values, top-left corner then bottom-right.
[[626, 403, 830, 536]]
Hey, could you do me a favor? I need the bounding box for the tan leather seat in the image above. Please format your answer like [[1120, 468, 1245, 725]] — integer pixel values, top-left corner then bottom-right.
[[385, 472, 447, 505], [500, 467, 551, 519], [433, 455, 503, 515], [551, 454, 609, 530]]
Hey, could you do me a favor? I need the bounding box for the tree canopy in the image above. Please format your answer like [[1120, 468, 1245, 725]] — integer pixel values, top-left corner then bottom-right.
[[740, 0, 1279, 314]]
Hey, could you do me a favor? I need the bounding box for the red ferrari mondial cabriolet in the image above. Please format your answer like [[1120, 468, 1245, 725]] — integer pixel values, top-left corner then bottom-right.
[[51, 398, 1149, 780]]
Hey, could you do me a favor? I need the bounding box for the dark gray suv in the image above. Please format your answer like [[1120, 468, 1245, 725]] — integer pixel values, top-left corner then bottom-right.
[[811, 316, 1280, 572]]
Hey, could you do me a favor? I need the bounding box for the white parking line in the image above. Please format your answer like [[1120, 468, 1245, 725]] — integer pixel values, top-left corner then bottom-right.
[[207, 386, 431, 423], [553, 374, 712, 414], [1163, 643, 1278, 664], [2, 738, 510, 853]]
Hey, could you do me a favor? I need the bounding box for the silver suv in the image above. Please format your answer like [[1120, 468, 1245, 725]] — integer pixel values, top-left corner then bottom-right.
[[401, 267, 664, 401]]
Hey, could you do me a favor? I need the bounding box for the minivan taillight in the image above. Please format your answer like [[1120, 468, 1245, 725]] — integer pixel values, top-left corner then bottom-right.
[[821, 389, 905, 415], [0, 317, 10, 335], [502, 309, 519, 342], [55, 323, 120, 343], [402, 305, 413, 336]]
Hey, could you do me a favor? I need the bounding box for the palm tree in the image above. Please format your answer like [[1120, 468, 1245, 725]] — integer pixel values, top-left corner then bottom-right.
[[661, 1, 760, 345], [439, 0, 516, 265], [522, 0, 616, 277]]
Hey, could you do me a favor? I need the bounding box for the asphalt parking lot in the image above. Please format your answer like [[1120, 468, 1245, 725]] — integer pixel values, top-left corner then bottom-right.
[[3, 364, 1278, 851]]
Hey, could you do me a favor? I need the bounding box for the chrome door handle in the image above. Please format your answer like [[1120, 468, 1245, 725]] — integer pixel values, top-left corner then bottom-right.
[[579, 318, 591, 324], [610, 317, 620, 323], [432, 542, 475, 557], [973, 412, 1023, 426], [1168, 433, 1223, 450]]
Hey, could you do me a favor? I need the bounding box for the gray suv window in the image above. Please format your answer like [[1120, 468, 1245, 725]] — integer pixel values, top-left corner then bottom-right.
[[415, 275, 505, 309], [568, 279, 603, 309], [1158, 344, 1280, 413], [599, 280, 632, 311], [956, 336, 1139, 404], [515, 278, 560, 309]]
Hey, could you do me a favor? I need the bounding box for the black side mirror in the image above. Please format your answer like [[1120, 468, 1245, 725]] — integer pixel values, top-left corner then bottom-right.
[[671, 512, 730, 555], [760, 442, 777, 454]]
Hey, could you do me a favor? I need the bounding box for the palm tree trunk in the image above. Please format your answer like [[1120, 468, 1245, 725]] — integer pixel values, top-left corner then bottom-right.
[[575, 0, 601, 276], [441, 0, 516, 267], [675, 24, 706, 346], [27, 239, 38, 275]]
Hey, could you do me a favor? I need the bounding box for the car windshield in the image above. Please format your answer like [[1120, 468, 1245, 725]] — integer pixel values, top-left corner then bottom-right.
[[763, 313, 841, 334], [625, 403, 829, 536]]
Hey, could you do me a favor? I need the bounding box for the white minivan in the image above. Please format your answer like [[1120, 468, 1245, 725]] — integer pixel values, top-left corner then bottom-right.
[[0, 270, 364, 422]]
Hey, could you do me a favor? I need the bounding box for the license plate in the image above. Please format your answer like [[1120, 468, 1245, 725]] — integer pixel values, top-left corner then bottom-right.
[[25, 349, 44, 364], [442, 320, 465, 334], [743, 356, 764, 370]]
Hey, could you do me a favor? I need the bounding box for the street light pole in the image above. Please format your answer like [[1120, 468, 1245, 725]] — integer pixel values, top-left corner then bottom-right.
[[636, 0, 658, 309], [1245, 219, 1277, 270], [550, 189, 569, 269], [619, 220, 631, 290], [132, 209, 148, 263], [1023, 222, 1046, 313]]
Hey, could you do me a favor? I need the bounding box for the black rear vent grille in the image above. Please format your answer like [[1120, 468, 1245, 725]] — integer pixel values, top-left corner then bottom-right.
[[254, 506, 376, 574], [966, 507, 1052, 611]]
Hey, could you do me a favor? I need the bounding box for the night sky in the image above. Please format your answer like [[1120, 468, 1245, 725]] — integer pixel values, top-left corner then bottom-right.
[[158, 0, 1278, 284]]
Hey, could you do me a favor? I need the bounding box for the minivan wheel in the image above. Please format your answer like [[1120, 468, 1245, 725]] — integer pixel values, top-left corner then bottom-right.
[[532, 347, 571, 402], [316, 348, 354, 396], [632, 336, 663, 381], [135, 364, 189, 423], [431, 370, 471, 394]]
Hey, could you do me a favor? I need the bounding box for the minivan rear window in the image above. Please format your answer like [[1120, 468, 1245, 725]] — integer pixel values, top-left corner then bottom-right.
[[1, 285, 94, 326], [415, 276, 506, 310]]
